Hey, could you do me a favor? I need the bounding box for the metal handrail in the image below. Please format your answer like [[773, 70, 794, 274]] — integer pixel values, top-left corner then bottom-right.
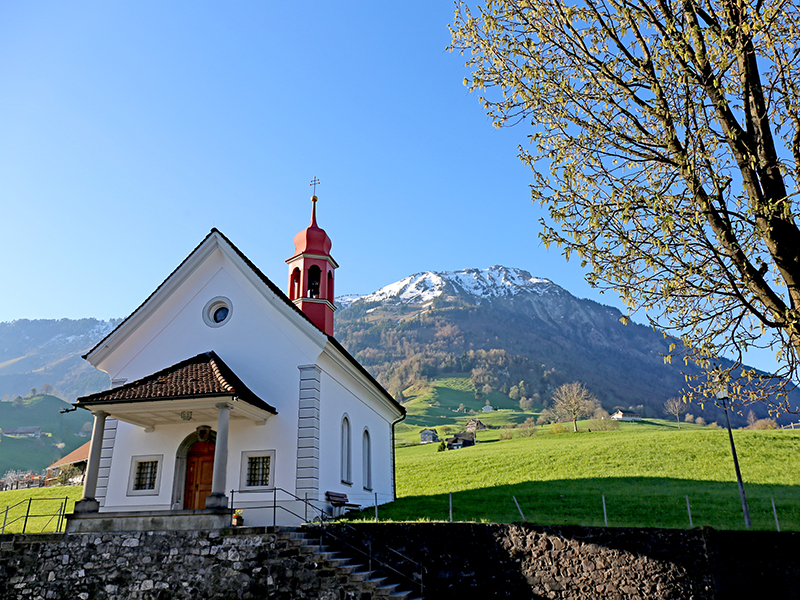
[[0, 497, 70, 534], [229, 487, 424, 597], [314, 521, 426, 598]]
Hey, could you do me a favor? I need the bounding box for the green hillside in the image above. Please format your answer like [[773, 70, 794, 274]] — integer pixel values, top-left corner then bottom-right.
[[0, 395, 92, 474], [371, 423, 800, 531]]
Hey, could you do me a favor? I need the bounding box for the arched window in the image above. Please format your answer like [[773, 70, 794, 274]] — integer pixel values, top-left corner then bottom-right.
[[290, 268, 301, 301], [308, 265, 321, 298], [362, 429, 372, 491], [327, 270, 334, 302], [341, 416, 352, 484]]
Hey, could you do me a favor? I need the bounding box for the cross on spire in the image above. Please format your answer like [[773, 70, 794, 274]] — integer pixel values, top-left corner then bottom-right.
[[310, 176, 320, 198]]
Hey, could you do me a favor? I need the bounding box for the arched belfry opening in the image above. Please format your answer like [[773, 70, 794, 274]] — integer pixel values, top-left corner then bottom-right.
[[308, 265, 321, 298], [285, 181, 338, 336], [290, 267, 301, 301]]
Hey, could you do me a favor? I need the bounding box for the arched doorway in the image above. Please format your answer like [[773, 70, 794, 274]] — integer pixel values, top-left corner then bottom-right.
[[172, 427, 217, 510], [184, 440, 215, 510]]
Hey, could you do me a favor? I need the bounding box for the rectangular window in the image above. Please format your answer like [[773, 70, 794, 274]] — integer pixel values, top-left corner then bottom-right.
[[134, 460, 158, 490], [246, 455, 270, 487], [127, 454, 163, 496], [239, 450, 275, 490]]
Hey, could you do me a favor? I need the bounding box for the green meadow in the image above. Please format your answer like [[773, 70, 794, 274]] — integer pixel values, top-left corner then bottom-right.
[[367, 421, 800, 531], [0, 486, 81, 534]]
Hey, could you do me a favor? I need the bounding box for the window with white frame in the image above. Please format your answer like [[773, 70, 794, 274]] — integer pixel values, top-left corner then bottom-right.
[[127, 455, 163, 496], [239, 450, 275, 490], [362, 428, 372, 491], [341, 416, 352, 484]]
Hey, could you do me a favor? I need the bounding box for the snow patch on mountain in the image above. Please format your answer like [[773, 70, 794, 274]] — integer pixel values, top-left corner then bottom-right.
[[337, 266, 558, 309]]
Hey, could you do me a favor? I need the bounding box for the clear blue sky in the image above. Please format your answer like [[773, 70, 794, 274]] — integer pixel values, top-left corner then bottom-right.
[[0, 1, 777, 373]]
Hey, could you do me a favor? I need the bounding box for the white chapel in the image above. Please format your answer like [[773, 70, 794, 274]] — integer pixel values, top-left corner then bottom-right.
[[68, 195, 405, 531]]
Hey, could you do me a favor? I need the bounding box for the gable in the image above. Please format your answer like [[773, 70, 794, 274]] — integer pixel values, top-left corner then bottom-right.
[[81, 229, 403, 418]]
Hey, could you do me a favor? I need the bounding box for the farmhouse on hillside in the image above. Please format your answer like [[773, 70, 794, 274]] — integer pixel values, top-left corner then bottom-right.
[[446, 432, 475, 450], [68, 195, 405, 532], [610, 410, 642, 422], [2, 427, 42, 438], [419, 428, 440, 444], [465, 419, 487, 432]]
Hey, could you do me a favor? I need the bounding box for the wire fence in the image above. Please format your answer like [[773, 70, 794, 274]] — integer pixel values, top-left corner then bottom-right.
[[0, 497, 71, 534], [378, 490, 793, 531]]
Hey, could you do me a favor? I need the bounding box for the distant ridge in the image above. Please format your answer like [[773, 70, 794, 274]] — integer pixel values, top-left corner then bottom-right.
[[333, 265, 787, 427]]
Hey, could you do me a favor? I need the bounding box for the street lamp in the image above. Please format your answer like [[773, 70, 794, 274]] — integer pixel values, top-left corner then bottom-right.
[[715, 380, 752, 529]]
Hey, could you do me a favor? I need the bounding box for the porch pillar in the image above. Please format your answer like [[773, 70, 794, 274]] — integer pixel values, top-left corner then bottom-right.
[[74, 410, 108, 513], [206, 403, 231, 509]]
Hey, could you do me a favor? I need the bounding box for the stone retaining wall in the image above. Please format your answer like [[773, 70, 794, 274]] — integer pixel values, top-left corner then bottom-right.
[[0, 524, 798, 599], [0, 528, 362, 600], [323, 523, 800, 600]]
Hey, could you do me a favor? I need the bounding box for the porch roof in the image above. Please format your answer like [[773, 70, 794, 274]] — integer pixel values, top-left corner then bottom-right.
[[75, 351, 277, 429]]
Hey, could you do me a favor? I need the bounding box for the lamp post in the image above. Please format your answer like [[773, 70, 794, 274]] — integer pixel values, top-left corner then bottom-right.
[[716, 383, 752, 529]]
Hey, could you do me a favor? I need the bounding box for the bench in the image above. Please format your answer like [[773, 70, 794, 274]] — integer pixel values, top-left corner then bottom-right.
[[325, 491, 360, 516]]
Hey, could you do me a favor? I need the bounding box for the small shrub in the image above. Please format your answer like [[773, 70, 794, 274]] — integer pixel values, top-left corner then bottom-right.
[[516, 426, 536, 438], [500, 429, 513, 441], [707, 422, 722, 429], [684, 414, 695, 423], [695, 417, 707, 426], [752, 418, 778, 430], [437, 441, 446, 452], [549, 423, 568, 434], [588, 418, 619, 431]]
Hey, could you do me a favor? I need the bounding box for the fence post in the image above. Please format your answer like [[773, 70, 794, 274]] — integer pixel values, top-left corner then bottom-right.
[[772, 497, 781, 532], [374, 492, 378, 523], [273, 487, 277, 528], [602, 494, 608, 527], [449, 492, 453, 523], [22, 498, 32, 534], [686, 495, 693, 528], [512, 496, 526, 521], [56, 498, 67, 532], [1, 505, 8, 534]]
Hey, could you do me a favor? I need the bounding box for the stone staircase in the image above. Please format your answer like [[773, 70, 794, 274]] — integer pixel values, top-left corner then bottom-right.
[[272, 527, 423, 600]]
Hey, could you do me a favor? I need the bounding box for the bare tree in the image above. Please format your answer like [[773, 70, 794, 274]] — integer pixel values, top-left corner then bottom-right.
[[551, 382, 601, 432], [451, 0, 800, 412], [664, 397, 688, 427]]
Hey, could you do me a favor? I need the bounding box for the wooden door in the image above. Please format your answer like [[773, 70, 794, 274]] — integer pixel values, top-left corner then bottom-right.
[[184, 441, 215, 510]]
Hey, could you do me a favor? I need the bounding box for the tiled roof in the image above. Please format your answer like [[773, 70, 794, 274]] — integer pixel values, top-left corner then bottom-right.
[[76, 351, 276, 414], [48, 441, 91, 469]]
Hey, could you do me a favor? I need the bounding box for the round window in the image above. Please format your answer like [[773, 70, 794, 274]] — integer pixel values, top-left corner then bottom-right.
[[202, 297, 233, 328]]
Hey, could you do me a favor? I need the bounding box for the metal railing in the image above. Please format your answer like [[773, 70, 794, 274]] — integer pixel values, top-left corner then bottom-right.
[[313, 520, 426, 599], [229, 487, 425, 598], [0, 497, 70, 534]]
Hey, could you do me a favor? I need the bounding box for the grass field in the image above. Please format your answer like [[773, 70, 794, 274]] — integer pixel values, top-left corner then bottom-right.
[[0, 486, 81, 534], [358, 420, 800, 531], [2, 420, 797, 533]]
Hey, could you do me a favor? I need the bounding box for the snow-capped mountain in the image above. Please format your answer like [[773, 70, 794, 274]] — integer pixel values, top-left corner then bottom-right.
[[337, 266, 560, 309]]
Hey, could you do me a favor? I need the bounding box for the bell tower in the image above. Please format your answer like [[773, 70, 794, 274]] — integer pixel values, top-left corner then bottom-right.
[[286, 180, 338, 336]]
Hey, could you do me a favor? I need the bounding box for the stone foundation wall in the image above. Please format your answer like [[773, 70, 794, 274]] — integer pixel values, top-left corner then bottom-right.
[[0, 524, 798, 600], [323, 523, 800, 600], [0, 528, 362, 600]]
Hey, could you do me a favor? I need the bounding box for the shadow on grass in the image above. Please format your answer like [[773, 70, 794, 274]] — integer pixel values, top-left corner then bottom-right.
[[358, 477, 799, 532]]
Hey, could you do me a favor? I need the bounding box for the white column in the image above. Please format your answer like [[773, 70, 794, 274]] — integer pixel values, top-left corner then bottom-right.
[[205, 403, 231, 509], [73, 410, 108, 513]]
